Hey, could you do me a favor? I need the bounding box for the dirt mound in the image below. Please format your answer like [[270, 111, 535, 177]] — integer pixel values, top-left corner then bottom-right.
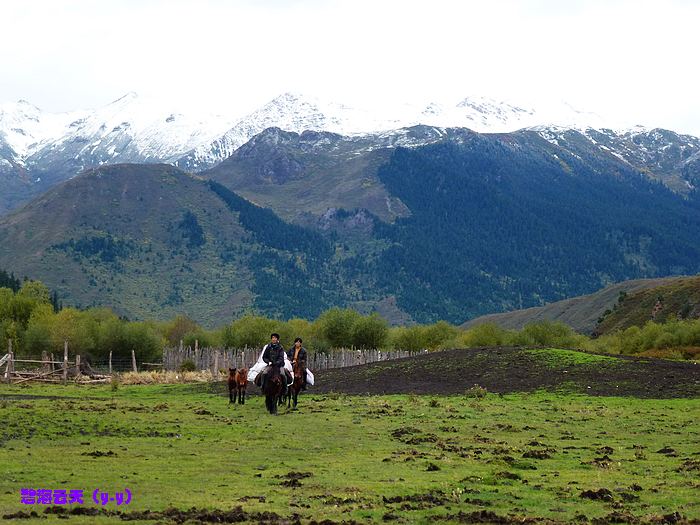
[[311, 347, 700, 398]]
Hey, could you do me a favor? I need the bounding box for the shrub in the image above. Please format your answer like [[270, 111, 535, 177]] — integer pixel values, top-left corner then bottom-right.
[[179, 359, 196, 372], [351, 314, 389, 349], [465, 384, 488, 399], [227, 315, 278, 348], [316, 308, 362, 348], [461, 323, 509, 347]]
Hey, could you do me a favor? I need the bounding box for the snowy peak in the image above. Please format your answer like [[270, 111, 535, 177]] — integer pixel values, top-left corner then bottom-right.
[[531, 125, 700, 193], [2, 90, 699, 190], [24, 93, 235, 174], [0, 100, 80, 161]]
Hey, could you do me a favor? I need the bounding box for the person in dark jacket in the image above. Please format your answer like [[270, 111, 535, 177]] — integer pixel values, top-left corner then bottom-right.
[[287, 337, 308, 390], [260, 333, 291, 389]]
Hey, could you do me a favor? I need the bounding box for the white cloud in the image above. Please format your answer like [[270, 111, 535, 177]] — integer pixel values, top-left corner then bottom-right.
[[1, 0, 699, 134]]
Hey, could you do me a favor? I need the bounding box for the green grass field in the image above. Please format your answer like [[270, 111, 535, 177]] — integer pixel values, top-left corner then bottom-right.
[[1, 379, 699, 524]]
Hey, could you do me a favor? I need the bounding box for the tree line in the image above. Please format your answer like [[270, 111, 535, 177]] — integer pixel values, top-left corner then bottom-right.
[[2, 278, 699, 363]]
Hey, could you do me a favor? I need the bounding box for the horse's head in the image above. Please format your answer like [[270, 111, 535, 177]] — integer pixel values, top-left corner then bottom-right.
[[293, 362, 303, 379], [228, 367, 236, 379], [236, 368, 248, 383]]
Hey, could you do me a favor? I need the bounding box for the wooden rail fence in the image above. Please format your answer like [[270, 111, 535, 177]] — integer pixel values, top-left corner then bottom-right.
[[2, 339, 418, 385], [163, 341, 416, 375]]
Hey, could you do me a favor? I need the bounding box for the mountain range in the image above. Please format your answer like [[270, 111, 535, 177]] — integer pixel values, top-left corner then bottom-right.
[[2, 92, 700, 326], [2, 91, 681, 215], [2, 123, 700, 326]]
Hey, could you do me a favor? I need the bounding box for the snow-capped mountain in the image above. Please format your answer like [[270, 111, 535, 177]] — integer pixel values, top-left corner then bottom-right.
[[175, 92, 610, 170], [0, 90, 625, 175], [533, 125, 700, 193], [1, 90, 700, 216], [24, 93, 235, 176], [0, 100, 81, 161]]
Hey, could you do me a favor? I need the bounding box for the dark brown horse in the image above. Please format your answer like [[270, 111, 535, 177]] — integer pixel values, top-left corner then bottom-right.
[[287, 361, 304, 409], [228, 368, 248, 404], [263, 365, 284, 415]]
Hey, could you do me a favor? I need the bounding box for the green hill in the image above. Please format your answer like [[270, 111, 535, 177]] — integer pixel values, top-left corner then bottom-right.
[[596, 275, 700, 334], [461, 277, 682, 334], [0, 164, 253, 323], [0, 164, 396, 325]]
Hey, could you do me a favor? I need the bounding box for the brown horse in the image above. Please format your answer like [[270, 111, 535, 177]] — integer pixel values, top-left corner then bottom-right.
[[228, 367, 248, 404], [262, 365, 284, 415], [287, 361, 304, 409]]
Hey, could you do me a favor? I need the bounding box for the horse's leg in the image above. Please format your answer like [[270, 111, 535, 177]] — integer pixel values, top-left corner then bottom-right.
[[241, 387, 246, 405], [293, 388, 298, 408], [229, 387, 233, 404]]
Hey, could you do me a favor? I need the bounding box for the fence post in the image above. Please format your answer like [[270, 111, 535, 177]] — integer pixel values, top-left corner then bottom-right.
[[76, 354, 81, 378], [109, 351, 112, 374], [131, 350, 137, 373], [213, 351, 219, 381], [7, 340, 12, 384], [42, 351, 49, 373], [4, 340, 12, 384], [50, 353, 54, 373], [63, 342, 68, 385]]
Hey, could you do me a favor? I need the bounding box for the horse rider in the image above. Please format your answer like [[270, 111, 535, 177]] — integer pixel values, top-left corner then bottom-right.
[[260, 333, 292, 390], [287, 337, 308, 390]]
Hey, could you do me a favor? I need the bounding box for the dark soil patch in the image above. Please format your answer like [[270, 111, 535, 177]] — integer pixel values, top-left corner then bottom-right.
[[383, 491, 449, 507], [311, 347, 700, 397], [583, 455, 615, 468], [523, 450, 553, 460], [2, 510, 42, 519], [238, 495, 266, 503], [677, 460, 700, 472], [277, 471, 313, 487], [438, 510, 542, 524], [580, 488, 614, 501], [276, 471, 313, 481], [657, 447, 678, 456], [81, 450, 117, 457], [28, 505, 295, 523], [495, 471, 522, 480]]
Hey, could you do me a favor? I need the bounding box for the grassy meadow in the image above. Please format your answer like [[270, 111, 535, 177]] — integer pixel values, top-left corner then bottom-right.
[[1, 376, 699, 524]]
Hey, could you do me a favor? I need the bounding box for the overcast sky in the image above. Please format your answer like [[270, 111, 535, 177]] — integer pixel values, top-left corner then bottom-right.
[[2, 0, 699, 134]]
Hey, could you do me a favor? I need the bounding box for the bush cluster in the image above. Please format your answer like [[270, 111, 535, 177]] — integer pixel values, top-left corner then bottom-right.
[[4, 279, 700, 361]]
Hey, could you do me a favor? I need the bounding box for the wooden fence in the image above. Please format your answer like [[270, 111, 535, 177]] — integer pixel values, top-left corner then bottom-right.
[[1, 340, 133, 384], [2, 341, 87, 385], [2, 338, 418, 385], [163, 343, 417, 374]]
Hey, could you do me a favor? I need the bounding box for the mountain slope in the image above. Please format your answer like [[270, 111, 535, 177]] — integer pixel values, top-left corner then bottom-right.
[[370, 132, 700, 322], [0, 164, 401, 324], [596, 275, 700, 334], [200, 126, 461, 223], [460, 277, 683, 334], [535, 126, 700, 193], [4, 127, 700, 326], [0, 164, 254, 323]]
